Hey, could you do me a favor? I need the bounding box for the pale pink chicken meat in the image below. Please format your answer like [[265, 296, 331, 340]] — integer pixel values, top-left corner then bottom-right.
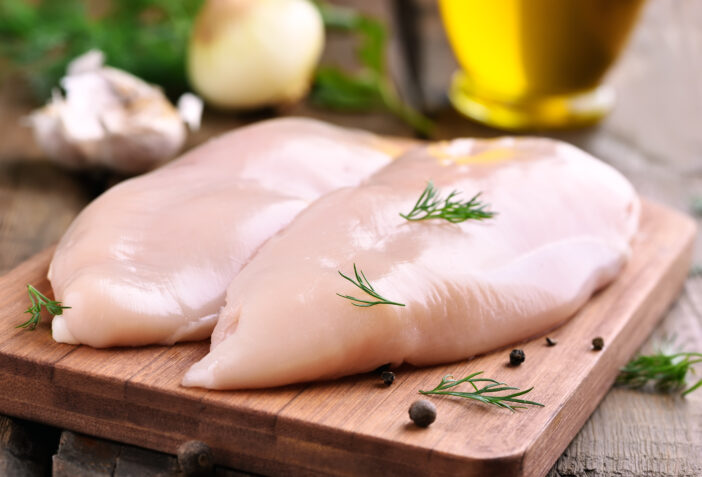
[[183, 137, 640, 390], [48, 118, 397, 347]]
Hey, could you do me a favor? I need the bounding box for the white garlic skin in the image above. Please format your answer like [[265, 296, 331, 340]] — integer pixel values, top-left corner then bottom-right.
[[27, 50, 201, 174]]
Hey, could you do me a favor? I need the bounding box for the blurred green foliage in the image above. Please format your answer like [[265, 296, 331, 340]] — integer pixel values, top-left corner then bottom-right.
[[311, 1, 433, 136], [0, 0, 203, 101], [0, 0, 432, 134]]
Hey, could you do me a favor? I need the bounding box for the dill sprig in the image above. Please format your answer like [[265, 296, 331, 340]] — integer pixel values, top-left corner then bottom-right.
[[337, 264, 405, 307], [400, 182, 496, 224], [617, 351, 702, 396], [17, 284, 70, 330], [419, 371, 544, 412]]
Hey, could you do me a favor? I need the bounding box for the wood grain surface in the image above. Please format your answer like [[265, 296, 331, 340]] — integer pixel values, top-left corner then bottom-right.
[[0, 0, 701, 475], [0, 200, 694, 477]]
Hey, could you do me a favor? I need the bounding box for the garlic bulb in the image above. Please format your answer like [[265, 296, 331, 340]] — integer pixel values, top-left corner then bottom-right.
[[188, 0, 324, 110], [27, 50, 202, 174]]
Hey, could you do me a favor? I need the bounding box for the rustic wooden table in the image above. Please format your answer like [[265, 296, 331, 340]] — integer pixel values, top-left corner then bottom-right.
[[0, 0, 700, 475]]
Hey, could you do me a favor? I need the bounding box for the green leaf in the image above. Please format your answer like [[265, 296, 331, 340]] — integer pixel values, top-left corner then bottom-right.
[[311, 67, 382, 110], [617, 351, 702, 396], [419, 371, 544, 412], [0, 0, 203, 101], [682, 378, 702, 396], [314, 1, 360, 30], [17, 284, 70, 331], [355, 16, 386, 74], [312, 1, 434, 136]]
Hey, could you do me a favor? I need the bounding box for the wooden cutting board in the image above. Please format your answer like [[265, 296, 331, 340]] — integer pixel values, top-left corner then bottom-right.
[[0, 200, 695, 477]]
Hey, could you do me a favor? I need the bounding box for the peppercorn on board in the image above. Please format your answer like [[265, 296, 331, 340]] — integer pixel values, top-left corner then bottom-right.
[[0, 199, 695, 477]]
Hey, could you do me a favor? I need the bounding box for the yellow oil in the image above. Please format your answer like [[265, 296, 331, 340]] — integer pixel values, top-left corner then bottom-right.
[[439, 0, 645, 129]]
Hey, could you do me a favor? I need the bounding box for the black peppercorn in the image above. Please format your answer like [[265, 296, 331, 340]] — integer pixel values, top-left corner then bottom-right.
[[409, 399, 436, 428], [509, 349, 525, 366], [381, 370, 395, 386], [592, 337, 605, 351], [546, 337, 557, 346], [374, 363, 391, 373], [177, 440, 213, 477]]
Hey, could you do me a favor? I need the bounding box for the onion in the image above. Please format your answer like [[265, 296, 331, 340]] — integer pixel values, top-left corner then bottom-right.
[[188, 0, 324, 110]]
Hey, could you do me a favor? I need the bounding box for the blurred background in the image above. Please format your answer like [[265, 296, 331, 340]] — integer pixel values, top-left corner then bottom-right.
[[0, 0, 700, 475], [1, 0, 699, 265]]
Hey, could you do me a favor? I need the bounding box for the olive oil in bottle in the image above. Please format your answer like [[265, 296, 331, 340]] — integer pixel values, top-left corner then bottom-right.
[[439, 0, 645, 129]]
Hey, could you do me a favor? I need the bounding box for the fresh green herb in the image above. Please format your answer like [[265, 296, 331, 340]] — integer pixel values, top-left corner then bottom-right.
[[690, 196, 702, 217], [311, 2, 433, 136], [400, 181, 496, 223], [0, 0, 203, 100], [337, 263, 405, 307], [18, 284, 70, 330], [617, 351, 702, 396], [419, 371, 544, 412]]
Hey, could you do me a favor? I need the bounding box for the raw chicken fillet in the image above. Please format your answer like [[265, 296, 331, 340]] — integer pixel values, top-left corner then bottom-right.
[[48, 118, 397, 347], [183, 137, 639, 389]]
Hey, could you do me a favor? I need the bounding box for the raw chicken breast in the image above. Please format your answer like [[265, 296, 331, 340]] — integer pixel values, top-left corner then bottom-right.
[[183, 137, 639, 390], [48, 118, 398, 347]]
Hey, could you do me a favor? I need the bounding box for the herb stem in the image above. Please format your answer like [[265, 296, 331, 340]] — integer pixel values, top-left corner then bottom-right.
[[400, 182, 496, 224], [312, 1, 434, 136], [337, 264, 405, 307], [18, 284, 70, 330], [377, 78, 433, 137], [617, 351, 702, 396], [419, 371, 543, 412]]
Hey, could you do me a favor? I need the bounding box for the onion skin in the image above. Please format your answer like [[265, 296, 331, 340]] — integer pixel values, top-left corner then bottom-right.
[[188, 0, 324, 110]]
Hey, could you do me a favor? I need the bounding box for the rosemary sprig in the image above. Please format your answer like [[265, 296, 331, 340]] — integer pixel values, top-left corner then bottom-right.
[[419, 372, 544, 412], [17, 284, 70, 330], [617, 351, 702, 396], [400, 182, 496, 223], [337, 264, 405, 307]]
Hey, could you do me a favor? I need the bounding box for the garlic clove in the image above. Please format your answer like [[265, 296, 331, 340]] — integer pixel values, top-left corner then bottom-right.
[[26, 50, 200, 174], [178, 93, 204, 132]]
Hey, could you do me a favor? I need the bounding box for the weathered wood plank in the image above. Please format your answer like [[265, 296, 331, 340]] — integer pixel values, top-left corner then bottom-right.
[[0, 200, 693, 476], [0, 415, 58, 477], [0, 0, 699, 474], [407, 3, 702, 472], [52, 431, 121, 477], [546, 1, 702, 473], [548, 277, 702, 477], [0, 161, 89, 274], [52, 430, 257, 477]]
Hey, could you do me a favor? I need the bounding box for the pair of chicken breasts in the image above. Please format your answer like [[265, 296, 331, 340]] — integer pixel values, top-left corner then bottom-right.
[[48, 118, 639, 390]]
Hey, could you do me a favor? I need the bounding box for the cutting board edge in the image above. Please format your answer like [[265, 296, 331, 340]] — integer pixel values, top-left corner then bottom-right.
[[0, 197, 696, 477], [521, 201, 697, 477]]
